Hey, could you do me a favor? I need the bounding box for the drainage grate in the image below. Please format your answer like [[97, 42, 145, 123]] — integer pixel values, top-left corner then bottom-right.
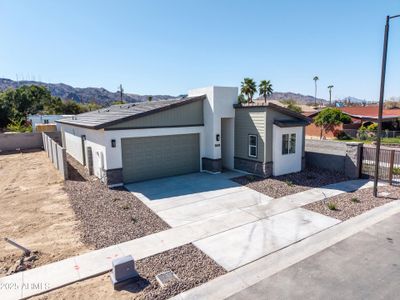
[[155, 270, 179, 287]]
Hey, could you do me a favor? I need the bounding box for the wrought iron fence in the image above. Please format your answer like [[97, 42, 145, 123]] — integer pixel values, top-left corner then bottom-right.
[[361, 146, 400, 184]]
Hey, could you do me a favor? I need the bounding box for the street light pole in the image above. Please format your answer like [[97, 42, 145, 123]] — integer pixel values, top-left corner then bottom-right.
[[373, 15, 400, 197]]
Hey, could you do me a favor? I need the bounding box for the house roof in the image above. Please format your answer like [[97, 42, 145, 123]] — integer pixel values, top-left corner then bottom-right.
[[338, 106, 400, 120], [57, 95, 206, 129], [234, 102, 311, 123]]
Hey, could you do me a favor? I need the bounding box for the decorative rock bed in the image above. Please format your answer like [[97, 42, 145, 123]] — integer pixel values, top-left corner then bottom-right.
[[65, 156, 170, 249], [232, 167, 349, 199], [304, 186, 400, 221]]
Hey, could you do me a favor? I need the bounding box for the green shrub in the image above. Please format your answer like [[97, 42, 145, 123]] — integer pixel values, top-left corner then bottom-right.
[[367, 123, 378, 131], [285, 180, 294, 187], [6, 119, 32, 133], [327, 202, 337, 210], [393, 167, 400, 176], [350, 197, 360, 203]]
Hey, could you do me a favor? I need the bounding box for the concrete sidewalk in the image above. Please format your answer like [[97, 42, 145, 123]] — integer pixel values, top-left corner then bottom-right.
[[229, 212, 400, 300], [0, 178, 380, 299]]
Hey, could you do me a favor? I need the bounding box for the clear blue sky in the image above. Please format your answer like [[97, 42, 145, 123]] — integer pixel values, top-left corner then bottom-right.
[[1, 0, 399, 101]]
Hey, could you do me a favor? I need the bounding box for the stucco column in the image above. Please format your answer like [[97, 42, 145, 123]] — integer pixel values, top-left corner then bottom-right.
[[345, 142, 363, 179]]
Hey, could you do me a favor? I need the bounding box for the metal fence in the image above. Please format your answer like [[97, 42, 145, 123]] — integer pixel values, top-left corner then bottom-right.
[[42, 132, 68, 180], [361, 146, 400, 184], [343, 129, 400, 139]]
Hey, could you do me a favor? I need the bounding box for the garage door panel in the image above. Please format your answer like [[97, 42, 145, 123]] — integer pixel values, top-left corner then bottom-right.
[[121, 134, 200, 183]]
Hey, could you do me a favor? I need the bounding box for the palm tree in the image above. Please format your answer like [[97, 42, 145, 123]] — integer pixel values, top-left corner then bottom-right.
[[240, 78, 257, 103], [118, 84, 124, 102], [259, 80, 273, 103], [313, 76, 319, 106], [327, 85, 334, 106]]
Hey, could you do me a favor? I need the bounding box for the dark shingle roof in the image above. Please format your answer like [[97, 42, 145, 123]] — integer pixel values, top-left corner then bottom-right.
[[57, 95, 205, 129]]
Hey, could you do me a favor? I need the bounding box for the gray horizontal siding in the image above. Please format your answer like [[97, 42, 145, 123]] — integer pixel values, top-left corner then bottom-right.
[[234, 108, 266, 162], [265, 108, 299, 162], [106, 100, 203, 130]]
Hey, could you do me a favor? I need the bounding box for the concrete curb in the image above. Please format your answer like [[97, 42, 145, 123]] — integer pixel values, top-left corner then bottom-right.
[[171, 200, 400, 300]]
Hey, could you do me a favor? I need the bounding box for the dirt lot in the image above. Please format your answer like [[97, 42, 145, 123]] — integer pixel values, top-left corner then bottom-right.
[[0, 152, 89, 277], [34, 244, 226, 300], [232, 167, 349, 198]]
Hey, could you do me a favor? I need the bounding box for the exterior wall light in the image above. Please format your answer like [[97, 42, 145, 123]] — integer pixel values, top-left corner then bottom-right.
[[111, 139, 116, 148], [216, 134, 220, 142]]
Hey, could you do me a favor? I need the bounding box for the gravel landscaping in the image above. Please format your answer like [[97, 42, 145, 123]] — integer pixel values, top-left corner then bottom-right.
[[303, 186, 400, 221], [36, 244, 226, 300], [232, 167, 348, 199], [65, 156, 170, 249]]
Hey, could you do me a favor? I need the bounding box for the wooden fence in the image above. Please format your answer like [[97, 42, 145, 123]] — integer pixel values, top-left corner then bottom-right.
[[361, 146, 400, 184]]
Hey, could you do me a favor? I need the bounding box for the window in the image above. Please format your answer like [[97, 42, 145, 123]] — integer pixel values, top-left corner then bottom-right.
[[282, 133, 296, 155], [43, 119, 49, 124], [248, 135, 258, 158]]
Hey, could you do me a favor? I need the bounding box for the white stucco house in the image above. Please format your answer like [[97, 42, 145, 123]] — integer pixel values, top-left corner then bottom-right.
[[28, 114, 74, 132], [57, 86, 310, 187]]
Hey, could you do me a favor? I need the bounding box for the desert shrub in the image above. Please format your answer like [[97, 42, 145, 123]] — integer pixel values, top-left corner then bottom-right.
[[6, 119, 32, 133], [393, 167, 400, 176], [327, 202, 337, 210], [350, 197, 360, 203]]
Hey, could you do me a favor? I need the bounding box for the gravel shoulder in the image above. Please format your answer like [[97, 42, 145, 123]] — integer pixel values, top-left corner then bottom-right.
[[65, 156, 170, 249], [0, 152, 89, 277], [303, 185, 400, 221], [232, 168, 348, 199], [34, 244, 226, 300]]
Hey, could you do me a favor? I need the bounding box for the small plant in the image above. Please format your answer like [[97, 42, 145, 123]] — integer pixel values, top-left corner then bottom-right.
[[285, 180, 294, 187], [327, 202, 337, 210], [121, 203, 130, 210], [393, 167, 400, 176], [112, 198, 120, 202], [130, 216, 137, 223], [350, 197, 360, 203]]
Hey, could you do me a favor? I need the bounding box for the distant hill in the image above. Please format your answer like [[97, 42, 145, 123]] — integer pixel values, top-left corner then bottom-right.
[[0, 78, 180, 105], [257, 92, 326, 105]]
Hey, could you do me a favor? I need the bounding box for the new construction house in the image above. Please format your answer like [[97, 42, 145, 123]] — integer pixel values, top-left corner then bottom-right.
[[57, 86, 310, 186]]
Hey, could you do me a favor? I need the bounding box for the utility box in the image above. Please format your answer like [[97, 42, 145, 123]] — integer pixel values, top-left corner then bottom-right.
[[110, 255, 139, 289]]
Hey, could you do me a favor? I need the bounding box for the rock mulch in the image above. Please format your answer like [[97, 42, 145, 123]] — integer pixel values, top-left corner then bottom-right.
[[133, 244, 226, 300], [35, 244, 226, 300], [232, 168, 348, 199], [64, 156, 170, 249], [303, 186, 400, 221]]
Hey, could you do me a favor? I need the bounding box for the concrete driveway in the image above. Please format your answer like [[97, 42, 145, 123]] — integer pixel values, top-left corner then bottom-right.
[[125, 171, 274, 227], [126, 172, 344, 271]]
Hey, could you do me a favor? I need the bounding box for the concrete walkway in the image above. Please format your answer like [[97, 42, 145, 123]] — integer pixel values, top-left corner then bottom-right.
[[0, 177, 381, 299]]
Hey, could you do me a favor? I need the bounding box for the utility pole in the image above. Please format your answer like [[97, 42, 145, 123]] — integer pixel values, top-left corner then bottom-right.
[[373, 15, 400, 197]]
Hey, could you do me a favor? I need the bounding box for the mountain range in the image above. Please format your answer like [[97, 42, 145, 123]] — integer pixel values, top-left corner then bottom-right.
[[0, 77, 355, 105], [0, 78, 180, 105]]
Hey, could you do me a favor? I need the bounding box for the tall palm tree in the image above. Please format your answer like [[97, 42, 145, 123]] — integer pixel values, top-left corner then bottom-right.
[[327, 85, 334, 106], [240, 78, 257, 103], [259, 80, 273, 103], [313, 76, 319, 106]]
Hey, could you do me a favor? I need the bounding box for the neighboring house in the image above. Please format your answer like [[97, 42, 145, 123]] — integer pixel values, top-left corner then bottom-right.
[[28, 114, 74, 132], [57, 86, 310, 187], [305, 106, 400, 139]]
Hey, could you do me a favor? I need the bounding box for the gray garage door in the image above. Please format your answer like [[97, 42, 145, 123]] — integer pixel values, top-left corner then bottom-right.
[[121, 134, 200, 183]]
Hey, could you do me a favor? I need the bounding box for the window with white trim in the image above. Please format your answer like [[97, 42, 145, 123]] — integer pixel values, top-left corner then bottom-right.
[[282, 133, 296, 155], [248, 135, 258, 158]]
